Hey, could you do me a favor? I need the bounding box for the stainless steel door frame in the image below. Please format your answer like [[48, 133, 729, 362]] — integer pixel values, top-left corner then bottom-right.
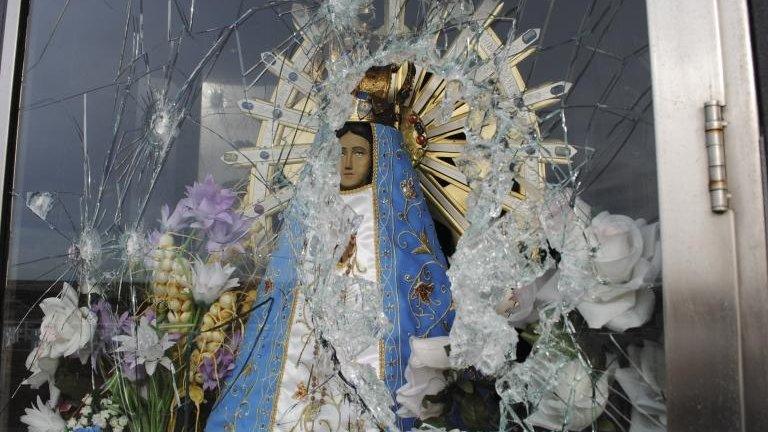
[[647, 0, 768, 430], [718, 3, 768, 431]]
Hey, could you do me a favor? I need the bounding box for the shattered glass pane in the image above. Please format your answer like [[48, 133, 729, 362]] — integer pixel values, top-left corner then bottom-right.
[[25, 192, 55, 221], [0, 1, 664, 431]]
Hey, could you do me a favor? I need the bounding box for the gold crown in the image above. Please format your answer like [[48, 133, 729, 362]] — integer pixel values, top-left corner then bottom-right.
[[348, 65, 406, 127]]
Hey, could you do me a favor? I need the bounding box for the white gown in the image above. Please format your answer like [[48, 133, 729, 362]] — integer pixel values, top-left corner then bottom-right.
[[271, 186, 382, 432]]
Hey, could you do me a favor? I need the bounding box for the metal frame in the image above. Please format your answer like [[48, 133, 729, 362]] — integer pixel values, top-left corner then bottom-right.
[[0, 0, 25, 427], [647, 0, 768, 430], [0, 1, 20, 223], [717, 2, 768, 430]]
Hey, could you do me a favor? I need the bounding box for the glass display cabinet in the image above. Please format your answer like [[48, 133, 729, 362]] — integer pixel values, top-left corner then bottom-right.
[[0, 1, 765, 431]]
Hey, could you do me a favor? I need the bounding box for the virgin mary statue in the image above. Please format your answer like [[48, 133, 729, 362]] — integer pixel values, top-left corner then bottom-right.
[[207, 72, 454, 432]]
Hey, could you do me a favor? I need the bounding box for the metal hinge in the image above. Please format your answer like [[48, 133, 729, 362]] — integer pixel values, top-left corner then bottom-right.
[[705, 100, 729, 213]]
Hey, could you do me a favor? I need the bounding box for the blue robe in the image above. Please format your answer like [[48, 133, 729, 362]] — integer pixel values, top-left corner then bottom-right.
[[206, 123, 454, 431]]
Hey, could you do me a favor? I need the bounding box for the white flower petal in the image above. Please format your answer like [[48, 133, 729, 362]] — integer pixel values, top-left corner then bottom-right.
[[145, 359, 157, 376], [615, 342, 667, 432], [395, 337, 451, 419], [191, 259, 241, 305], [20, 396, 66, 432], [527, 360, 610, 431], [605, 289, 655, 332]]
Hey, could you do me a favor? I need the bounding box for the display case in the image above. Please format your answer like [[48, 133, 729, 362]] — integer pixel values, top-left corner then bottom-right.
[[0, 1, 765, 431]]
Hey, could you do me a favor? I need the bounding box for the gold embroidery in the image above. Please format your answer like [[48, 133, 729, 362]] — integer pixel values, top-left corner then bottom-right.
[[336, 234, 358, 276], [293, 382, 308, 400], [369, 124, 387, 381], [411, 230, 432, 255], [268, 287, 301, 429], [411, 281, 435, 304], [400, 177, 416, 200]]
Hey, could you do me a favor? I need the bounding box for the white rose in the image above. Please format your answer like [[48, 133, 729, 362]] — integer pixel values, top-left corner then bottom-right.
[[495, 270, 556, 327], [590, 212, 643, 283], [577, 213, 661, 332], [615, 341, 667, 432], [527, 359, 611, 431], [395, 336, 451, 419], [34, 283, 96, 359], [22, 282, 96, 405]]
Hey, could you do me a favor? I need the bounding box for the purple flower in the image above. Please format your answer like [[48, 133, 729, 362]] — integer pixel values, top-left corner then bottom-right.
[[92, 300, 132, 340], [184, 175, 236, 230], [90, 300, 131, 365], [147, 230, 162, 246], [230, 331, 242, 349], [120, 351, 147, 382], [160, 200, 189, 232], [142, 308, 157, 326], [199, 333, 241, 390], [206, 212, 250, 253], [143, 230, 162, 270]]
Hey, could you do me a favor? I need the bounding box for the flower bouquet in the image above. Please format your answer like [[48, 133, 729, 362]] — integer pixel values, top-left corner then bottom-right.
[[399, 196, 666, 432], [21, 175, 260, 432]]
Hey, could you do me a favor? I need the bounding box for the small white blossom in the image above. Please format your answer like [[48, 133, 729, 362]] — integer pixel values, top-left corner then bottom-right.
[[20, 397, 66, 432], [110, 417, 120, 428], [113, 316, 176, 376], [92, 412, 107, 428], [190, 259, 240, 305]]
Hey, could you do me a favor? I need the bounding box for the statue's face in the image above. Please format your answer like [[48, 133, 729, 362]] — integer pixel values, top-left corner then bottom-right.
[[339, 132, 372, 190]]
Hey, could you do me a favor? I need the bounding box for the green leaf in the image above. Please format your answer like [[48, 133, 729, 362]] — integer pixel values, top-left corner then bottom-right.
[[423, 392, 449, 405], [456, 378, 474, 394], [597, 417, 618, 432], [422, 417, 448, 428], [458, 392, 495, 429]]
